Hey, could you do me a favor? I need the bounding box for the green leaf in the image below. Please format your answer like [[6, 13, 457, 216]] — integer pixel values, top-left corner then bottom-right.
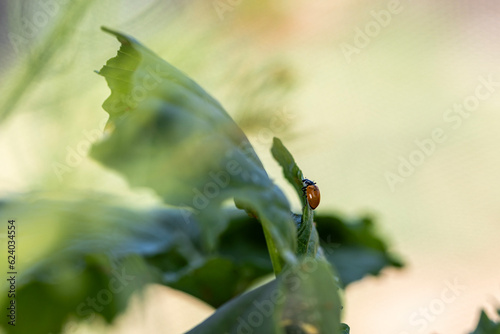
[[168, 209, 403, 305], [189, 210, 403, 293], [296, 205, 319, 257], [91, 28, 297, 272], [150, 210, 273, 307], [188, 278, 283, 334], [0, 194, 281, 334], [270, 138, 403, 287], [0, 195, 158, 334], [271, 137, 304, 201], [470, 310, 500, 334], [315, 214, 404, 287], [187, 258, 342, 334], [271, 137, 318, 257]]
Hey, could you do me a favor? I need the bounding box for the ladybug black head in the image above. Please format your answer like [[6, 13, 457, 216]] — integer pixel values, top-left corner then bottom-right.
[[302, 178, 316, 186]]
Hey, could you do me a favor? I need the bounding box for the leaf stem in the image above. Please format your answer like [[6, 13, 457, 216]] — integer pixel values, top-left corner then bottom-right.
[[261, 223, 283, 275]]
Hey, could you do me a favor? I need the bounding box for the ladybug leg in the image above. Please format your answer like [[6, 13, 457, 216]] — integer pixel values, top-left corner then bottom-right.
[[301, 186, 307, 194]]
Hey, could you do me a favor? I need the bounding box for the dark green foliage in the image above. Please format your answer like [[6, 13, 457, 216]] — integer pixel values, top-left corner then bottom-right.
[[470, 310, 500, 334], [187, 259, 341, 334], [316, 214, 403, 287]]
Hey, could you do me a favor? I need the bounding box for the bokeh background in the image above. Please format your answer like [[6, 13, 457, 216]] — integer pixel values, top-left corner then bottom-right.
[[1, 0, 500, 333]]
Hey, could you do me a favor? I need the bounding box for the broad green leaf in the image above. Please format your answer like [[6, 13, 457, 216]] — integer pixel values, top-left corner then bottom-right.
[[315, 214, 404, 287], [91, 28, 297, 272], [469, 310, 500, 334], [187, 258, 342, 334]]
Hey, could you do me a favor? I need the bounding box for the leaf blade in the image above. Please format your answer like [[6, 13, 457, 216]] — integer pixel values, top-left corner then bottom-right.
[[91, 28, 297, 271]]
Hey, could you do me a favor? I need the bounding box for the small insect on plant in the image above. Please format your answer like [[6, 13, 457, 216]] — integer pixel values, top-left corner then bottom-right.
[[302, 178, 321, 210]]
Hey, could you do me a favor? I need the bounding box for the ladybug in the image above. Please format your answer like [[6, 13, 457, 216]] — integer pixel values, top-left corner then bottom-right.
[[302, 178, 320, 210]]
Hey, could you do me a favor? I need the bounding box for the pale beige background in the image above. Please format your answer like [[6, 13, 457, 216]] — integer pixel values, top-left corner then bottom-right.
[[1, 0, 500, 333]]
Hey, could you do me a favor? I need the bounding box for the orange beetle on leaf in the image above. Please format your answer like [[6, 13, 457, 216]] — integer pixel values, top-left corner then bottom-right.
[[301, 178, 320, 210]]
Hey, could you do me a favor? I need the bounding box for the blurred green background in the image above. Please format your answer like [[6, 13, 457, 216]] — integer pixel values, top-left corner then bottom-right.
[[1, 0, 499, 333]]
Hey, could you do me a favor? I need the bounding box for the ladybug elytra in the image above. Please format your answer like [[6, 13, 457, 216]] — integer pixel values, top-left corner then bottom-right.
[[302, 178, 320, 210]]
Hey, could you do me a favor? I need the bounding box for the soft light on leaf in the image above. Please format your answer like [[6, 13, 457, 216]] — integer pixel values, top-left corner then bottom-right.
[[187, 258, 342, 334], [91, 28, 297, 271]]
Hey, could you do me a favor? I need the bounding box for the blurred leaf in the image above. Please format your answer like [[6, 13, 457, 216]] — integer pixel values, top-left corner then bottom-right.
[[7, 255, 148, 334], [0, 193, 279, 334], [148, 206, 403, 307], [187, 276, 282, 334], [470, 310, 500, 334], [217, 213, 273, 268], [232, 63, 295, 133], [168, 208, 404, 304], [0, 195, 158, 334], [315, 214, 404, 287], [91, 27, 297, 272], [149, 210, 273, 308], [192, 210, 403, 290], [187, 258, 341, 334], [271, 137, 304, 200], [0, 0, 96, 122]]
